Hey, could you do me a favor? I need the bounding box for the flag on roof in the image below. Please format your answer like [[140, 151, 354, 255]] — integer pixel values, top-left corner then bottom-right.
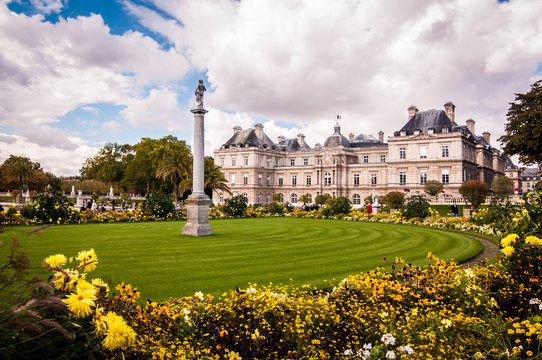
[[337, 115, 341, 120]]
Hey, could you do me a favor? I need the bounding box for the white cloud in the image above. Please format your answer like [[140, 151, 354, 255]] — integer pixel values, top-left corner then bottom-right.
[[81, 106, 99, 114], [101, 120, 122, 134], [30, 0, 63, 14]]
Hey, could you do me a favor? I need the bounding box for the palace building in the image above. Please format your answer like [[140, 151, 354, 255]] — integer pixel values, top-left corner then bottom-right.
[[212, 102, 506, 206]]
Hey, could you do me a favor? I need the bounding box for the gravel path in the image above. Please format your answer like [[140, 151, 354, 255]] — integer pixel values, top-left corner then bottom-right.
[[460, 233, 500, 267]]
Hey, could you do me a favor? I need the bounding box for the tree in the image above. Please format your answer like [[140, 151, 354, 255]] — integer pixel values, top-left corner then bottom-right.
[[424, 180, 444, 196], [298, 194, 311, 206], [499, 79, 542, 166], [0, 155, 41, 192], [155, 142, 191, 203], [382, 191, 405, 209], [400, 196, 430, 220], [222, 195, 248, 217], [459, 180, 489, 209], [492, 176, 514, 201], [180, 157, 231, 200], [80, 143, 133, 185], [315, 194, 331, 207], [271, 193, 282, 202]]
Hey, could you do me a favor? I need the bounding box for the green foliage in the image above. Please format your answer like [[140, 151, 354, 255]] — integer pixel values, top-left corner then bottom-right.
[[142, 192, 175, 219], [364, 195, 373, 205], [91, 193, 99, 201], [271, 193, 282, 202], [400, 195, 430, 219], [298, 194, 311, 205], [267, 201, 285, 215], [315, 194, 330, 206], [221, 195, 248, 217], [459, 180, 489, 209], [382, 191, 405, 209], [0, 155, 41, 191], [499, 79, 542, 166], [322, 196, 351, 216], [155, 140, 192, 202], [20, 192, 77, 224], [424, 180, 444, 196], [80, 143, 133, 184], [492, 175, 514, 199]]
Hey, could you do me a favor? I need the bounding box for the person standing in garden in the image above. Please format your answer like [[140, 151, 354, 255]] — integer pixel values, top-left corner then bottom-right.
[[450, 202, 459, 217], [367, 203, 373, 214]]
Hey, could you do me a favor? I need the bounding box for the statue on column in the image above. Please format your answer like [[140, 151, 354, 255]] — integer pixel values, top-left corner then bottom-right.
[[371, 189, 379, 206], [195, 79, 206, 109]]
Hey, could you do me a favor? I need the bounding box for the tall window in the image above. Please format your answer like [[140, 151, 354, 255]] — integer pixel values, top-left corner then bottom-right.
[[278, 176, 283, 186], [420, 171, 427, 184], [420, 146, 427, 159], [442, 145, 449, 158], [353, 194, 360, 205], [380, 155, 386, 163], [292, 175, 297, 186], [290, 158, 295, 166], [279, 193, 284, 203], [232, 157, 237, 166], [219, 193, 223, 203], [257, 194, 262, 203], [354, 174, 360, 185], [399, 147, 406, 160], [363, 155, 369, 163], [258, 156, 262, 166], [267, 157, 271, 167], [324, 172, 332, 186], [291, 193, 298, 203], [243, 156, 249, 166], [231, 174, 236, 184], [243, 175, 248, 185], [442, 169, 450, 184], [399, 171, 406, 185], [275, 158, 280, 166], [266, 175, 270, 185], [303, 158, 308, 166], [371, 174, 377, 185], [258, 174, 262, 185], [306, 175, 312, 186], [220, 157, 225, 166], [266, 194, 270, 203]]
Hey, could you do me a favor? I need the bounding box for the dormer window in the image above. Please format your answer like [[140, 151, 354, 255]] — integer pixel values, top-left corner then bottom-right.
[[442, 128, 449, 133], [400, 131, 406, 136], [413, 130, 420, 135], [428, 129, 434, 134]]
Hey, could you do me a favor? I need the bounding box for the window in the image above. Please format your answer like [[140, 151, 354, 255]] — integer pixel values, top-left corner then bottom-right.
[[442, 170, 450, 184], [324, 172, 332, 186], [267, 157, 271, 167], [278, 193, 284, 203], [266, 175, 270, 185], [354, 174, 360, 185], [258, 156, 262, 166], [428, 129, 434, 134], [291, 193, 297, 203], [243, 156, 248, 166], [220, 157, 225, 166], [463, 169, 467, 182], [442, 128, 449, 133], [292, 175, 297, 186], [371, 174, 377, 185], [420, 171, 427, 184], [290, 158, 295, 166], [400, 131, 406, 136], [303, 158, 308, 166], [278, 176, 283, 186], [442, 145, 449, 158], [353, 194, 360, 205], [258, 174, 262, 185], [231, 174, 236, 184], [266, 194, 270, 203], [275, 158, 280, 166], [257, 194, 262, 203], [219, 193, 224, 203], [243, 175, 248, 185], [242, 193, 248, 199], [363, 155, 369, 163], [399, 171, 406, 185], [420, 146, 427, 159], [232, 157, 237, 166], [399, 147, 406, 159], [306, 175, 312, 186], [380, 155, 386, 163]]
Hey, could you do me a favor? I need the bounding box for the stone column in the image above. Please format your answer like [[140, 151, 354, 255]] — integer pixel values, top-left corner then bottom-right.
[[182, 108, 213, 236]]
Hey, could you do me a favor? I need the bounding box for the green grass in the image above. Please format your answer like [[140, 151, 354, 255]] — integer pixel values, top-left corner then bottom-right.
[[4, 218, 483, 302]]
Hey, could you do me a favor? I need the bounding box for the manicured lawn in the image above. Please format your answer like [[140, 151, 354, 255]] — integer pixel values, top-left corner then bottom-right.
[[5, 218, 483, 301]]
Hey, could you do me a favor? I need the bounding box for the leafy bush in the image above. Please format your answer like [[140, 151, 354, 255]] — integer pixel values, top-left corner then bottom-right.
[[322, 197, 351, 216], [315, 194, 331, 207], [221, 195, 248, 217], [382, 191, 405, 209], [424, 180, 443, 196], [459, 180, 489, 209], [400, 195, 430, 219], [142, 192, 175, 218], [267, 201, 284, 215]]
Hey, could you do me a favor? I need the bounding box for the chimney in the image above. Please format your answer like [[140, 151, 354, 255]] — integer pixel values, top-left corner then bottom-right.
[[254, 123, 264, 138], [278, 135, 286, 143], [482, 131, 491, 144], [233, 126, 242, 135], [444, 101, 456, 123], [349, 133, 355, 141], [466, 119, 475, 134], [408, 105, 419, 119], [297, 133, 306, 146], [378, 131, 384, 143]]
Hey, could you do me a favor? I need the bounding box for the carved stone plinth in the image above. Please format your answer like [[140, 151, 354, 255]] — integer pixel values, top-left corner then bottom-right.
[[182, 194, 213, 236], [371, 205, 381, 214]]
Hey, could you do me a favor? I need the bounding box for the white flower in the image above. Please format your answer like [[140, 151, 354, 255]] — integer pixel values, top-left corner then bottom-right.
[[529, 298, 541, 305], [441, 319, 452, 328], [381, 333, 396, 345], [194, 291, 204, 301], [386, 350, 396, 359], [399, 345, 414, 355], [246, 287, 256, 294], [344, 349, 354, 356], [363, 343, 373, 350]]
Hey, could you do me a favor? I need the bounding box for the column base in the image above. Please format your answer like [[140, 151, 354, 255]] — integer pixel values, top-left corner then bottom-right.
[[182, 194, 213, 236]]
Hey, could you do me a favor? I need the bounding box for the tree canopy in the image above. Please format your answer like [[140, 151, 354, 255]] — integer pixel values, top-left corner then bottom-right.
[[499, 80, 542, 166], [459, 180, 489, 209], [424, 180, 443, 196]]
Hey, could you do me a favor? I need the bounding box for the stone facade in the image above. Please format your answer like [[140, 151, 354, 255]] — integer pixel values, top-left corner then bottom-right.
[[213, 102, 507, 207]]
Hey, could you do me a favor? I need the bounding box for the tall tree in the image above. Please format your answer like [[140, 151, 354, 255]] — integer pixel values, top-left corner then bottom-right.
[[499, 80, 542, 166], [0, 155, 41, 192], [492, 175, 514, 201], [180, 157, 231, 199], [459, 180, 489, 209], [80, 143, 133, 185], [155, 141, 192, 203]]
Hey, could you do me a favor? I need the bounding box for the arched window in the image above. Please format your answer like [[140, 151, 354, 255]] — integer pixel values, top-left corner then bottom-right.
[[324, 172, 332, 186], [278, 193, 284, 203], [353, 194, 360, 205], [291, 193, 298, 203], [257, 193, 262, 203]]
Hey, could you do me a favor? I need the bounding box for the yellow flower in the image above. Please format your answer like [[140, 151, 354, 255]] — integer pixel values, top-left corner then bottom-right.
[[502, 246, 515, 257], [43, 254, 67, 269], [52, 269, 79, 291], [527, 351, 533, 356], [312, 339, 321, 345], [228, 351, 242, 360], [102, 312, 137, 350], [91, 278, 110, 296], [63, 286, 97, 318], [93, 307, 107, 336], [526, 236, 542, 247], [76, 249, 98, 272], [500, 234, 519, 247]]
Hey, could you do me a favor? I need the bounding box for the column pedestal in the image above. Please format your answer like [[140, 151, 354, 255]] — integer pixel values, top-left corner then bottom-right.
[[182, 194, 213, 236]]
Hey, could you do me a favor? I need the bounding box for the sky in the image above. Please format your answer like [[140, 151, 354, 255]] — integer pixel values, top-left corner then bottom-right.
[[0, 0, 541, 176]]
